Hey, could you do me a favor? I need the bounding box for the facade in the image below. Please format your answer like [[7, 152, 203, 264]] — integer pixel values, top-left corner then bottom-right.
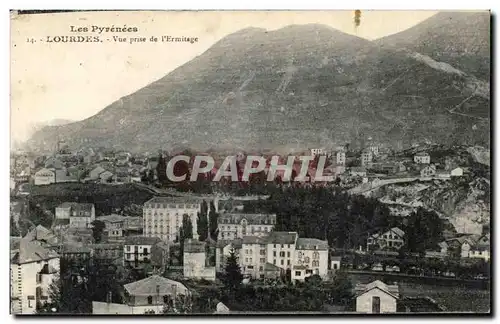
[[360, 149, 373, 166], [294, 238, 329, 279], [466, 234, 490, 261], [218, 213, 276, 240], [93, 275, 189, 315], [414, 152, 431, 164], [266, 232, 298, 271], [336, 150, 346, 166], [65, 203, 96, 228], [367, 227, 405, 251], [97, 214, 127, 238], [34, 168, 55, 185], [10, 239, 60, 314], [183, 239, 216, 281], [420, 165, 437, 177], [355, 280, 399, 314], [123, 236, 162, 266], [143, 197, 204, 242], [330, 256, 342, 270], [240, 236, 268, 279], [450, 167, 464, 177]]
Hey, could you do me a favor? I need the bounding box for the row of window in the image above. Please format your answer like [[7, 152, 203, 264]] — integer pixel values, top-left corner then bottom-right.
[[220, 218, 276, 225], [145, 212, 195, 218], [220, 225, 271, 232], [145, 204, 199, 209], [244, 249, 266, 255]]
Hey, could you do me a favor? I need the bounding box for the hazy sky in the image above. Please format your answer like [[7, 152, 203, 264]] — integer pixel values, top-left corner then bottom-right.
[[10, 10, 438, 142]]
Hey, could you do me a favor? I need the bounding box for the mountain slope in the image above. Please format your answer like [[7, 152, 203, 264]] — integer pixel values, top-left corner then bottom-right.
[[28, 20, 491, 152], [376, 11, 491, 80]]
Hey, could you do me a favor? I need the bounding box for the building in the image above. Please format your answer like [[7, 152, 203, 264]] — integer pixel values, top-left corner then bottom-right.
[[368, 144, 379, 157], [61, 203, 96, 229], [336, 150, 346, 166], [367, 227, 405, 251], [99, 170, 115, 183], [124, 236, 162, 267], [34, 168, 56, 185], [310, 148, 326, 157], [89, 166, 106, 180], [355, 280, 400, 314], [96, 214, 128, 239], [350, 167, 367, 177], [143, 197, 204, 242], [420, 165, 437, 177], [465, 233, 490, 261], [23, 225, 58, 247], [183, 239, 216, 281], [330, 256, 342, 271], [217, 213, 276, 240], [240, 236, 268, 279], [294, 238, 329, 280], [265, 231, 298, 271], [414, 152, 430, 164], [360, 149, 373, 166], [44, 157, 64, 170], [450, 167, 464, 177], [10, 239, 60, 314], [93, 275, 189, 314]]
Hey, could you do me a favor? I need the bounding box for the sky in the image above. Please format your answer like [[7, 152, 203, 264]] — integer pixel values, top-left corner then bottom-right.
[[10, 10, 438, 143]]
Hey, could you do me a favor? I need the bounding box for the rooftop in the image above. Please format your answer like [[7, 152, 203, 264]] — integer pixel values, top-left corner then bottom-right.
[[125, 236, 162, 246], [145, 197, 204, 206], [355, 280, 400, 299], [57, 202, 94, 211], [265, 232, 298, 245], [124, 275, 189, 297], [96, 214, 128, 223], [242, 236, 266, 245], [296, 238, 329, 250], [184, 239, 206, 253], [219, 213, 277, 225], [11, 239, 59, 264]]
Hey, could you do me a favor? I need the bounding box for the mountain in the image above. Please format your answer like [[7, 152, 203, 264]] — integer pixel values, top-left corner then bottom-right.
[[377, 11, 490, 80], [28, 18, 491, 152]]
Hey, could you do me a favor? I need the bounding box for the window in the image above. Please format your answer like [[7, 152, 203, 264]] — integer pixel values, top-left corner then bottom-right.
[[260, 249, 266, 255], [287, 259, 290, 265], [295, 271, 301, 276], [126, 246, 131, 252], [312, 260, 319, 267], [280, 251, 285, 257], [304, 257, 310, 263], [281, 259, 284, 265], [273, 259, 276, 265], [247, 265, 254, 269], [333, 263, 338, 270], [306, 269, 313, 274], [260, 258, 265, 264], [287, 252, 290, 258], [163, 295, 170, 304], [245, 258, 248, 262], [313, 252, 319, 259], [28, 295, 35, 308], [249, 258, 252, 263], [372, 296, 381, 314], [281, 244, 284, 248], [273, 244, 276, 248], [273, 251, 276, 257], [288, 244, 291, 248]]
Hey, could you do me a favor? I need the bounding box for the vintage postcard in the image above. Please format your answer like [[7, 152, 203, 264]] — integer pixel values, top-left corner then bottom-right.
[[10, 10, 491, 315]]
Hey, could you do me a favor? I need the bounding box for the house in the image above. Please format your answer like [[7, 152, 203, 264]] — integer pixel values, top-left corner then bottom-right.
[[56, 203, 95, 228], [420, 165, 437, 177], [294, 238, 329, 280], [34, 168, 55, 185], [96, 214, 128, 239], [44, 157, 64, 170], [123, 236, 162, 267], [214, 302, 230, 314], [23, 225, 58, 247], [183, 239, 216, 281], [115, 167, 131, 183], [143, 197, 205, 242], [467, 233, 490, 261], [150, 241, 170, 271], [10, 239, 60, 314], [99, 170, 115, 183], [336, 149, 346, 166], [265, 231, 298, 271], [450, 167, 464, 177], [262, 262, 282, 279], [360, 149, 373, 166], [355, 280, 400, 314], [330, 256, 342, 270], [414, 152, 430, 164], [367, 227, 405, 251], [368, 143, 379, 157], [217, 213, 276, 240], [91, 243, 124, 263], [445, 235, 479, 258], [350, 167, 367, 177], [93, 275, 189, 314], [89, 166, 106, 180], [55, 169, 78, 183], [240, 236, 268, 279], [310, 148, 326, 157]]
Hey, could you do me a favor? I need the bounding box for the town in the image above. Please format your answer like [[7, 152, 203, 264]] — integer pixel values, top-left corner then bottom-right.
[[10, 138, 491, 314]]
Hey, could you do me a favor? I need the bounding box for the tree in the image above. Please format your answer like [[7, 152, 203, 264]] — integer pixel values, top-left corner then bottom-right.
[[222, 248, 243, 291], [91, 220, 106, 243], [177, 214, 193, 264], [162, 294, 193, 314], [156, 153, 167, 184], [329, 271, 354, 305], [10, 217, 20, 237], [197, 200, 209, 241], [208, 201, 218, 240]]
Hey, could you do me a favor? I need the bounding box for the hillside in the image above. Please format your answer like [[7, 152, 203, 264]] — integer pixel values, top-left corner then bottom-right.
[[28, 19, 491, 152], [377, 11, 490, 80]]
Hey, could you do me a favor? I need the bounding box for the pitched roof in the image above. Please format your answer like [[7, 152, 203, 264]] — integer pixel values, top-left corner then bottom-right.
[[125, 236, 162, 246], [264, 262, 282, 272], [296, 238, 329, 250], [23, 225, 57, 243], [11, 239, 59, 264], [216, 239, 243, 249], [355, 280, 400, 299], [124, 275, 189, 296], [145, 197, 204, 206], [390, 227, 405, 237], [96, 214, 127, 223], [331, 256, 342, 262], [415, 152, 430, 156], [265, 232, 298, 244], [57, 202, 94, 212]]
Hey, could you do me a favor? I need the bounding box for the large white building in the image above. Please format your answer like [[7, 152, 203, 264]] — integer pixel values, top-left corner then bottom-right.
[[34, 168, 55, 186], [10, 239, 60, 314], [218, 213, 276, 240], [293, 238, 329, 280], [143, 197, 211, 242]]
